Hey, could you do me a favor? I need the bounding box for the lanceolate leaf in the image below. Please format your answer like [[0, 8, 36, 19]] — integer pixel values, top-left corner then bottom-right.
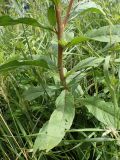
[[0, 59, 49, 73], [67, 25, 120, 47], [33, 90, 75, 155], [85, 25, 120, 43], [0, 16, 53, 31], [72, 57, 104, 72], [66, 36, 89, 48], [66, 57, 104, 78], [80, 97, 120, 129]]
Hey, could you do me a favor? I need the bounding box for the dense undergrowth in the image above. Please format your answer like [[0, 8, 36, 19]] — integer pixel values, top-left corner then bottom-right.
[[0, 0, 120, 159]]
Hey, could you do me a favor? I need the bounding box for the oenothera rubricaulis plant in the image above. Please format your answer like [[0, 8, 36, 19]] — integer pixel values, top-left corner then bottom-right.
[[1, 0, 120, 156], [33, 0, 76, 154]]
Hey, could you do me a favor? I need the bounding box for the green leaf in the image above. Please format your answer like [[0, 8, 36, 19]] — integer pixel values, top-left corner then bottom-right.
[[33, 90, 75, 155], [0, 16, 52, 31], [0, 59, 49, 74], [66, 36, 89, 48], [23, 86, 44, 101], [47, 5, 56, 26], [85, 25, 120, 43], [71, 0, 105, 19], [66, 57, 104, 78], [23, 86, 57, 101], [80, 97, 120, 129], [67, 25, 120, 47]]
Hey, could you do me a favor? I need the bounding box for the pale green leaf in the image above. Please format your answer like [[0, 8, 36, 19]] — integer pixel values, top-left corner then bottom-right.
[[66, 57, 104, 79], [80, 97, 120, 129], [85, 25, 120, 43], [67, 25, 120, 47], [23, 86, 44, 101], [33, 90, 75, 155], [71, 0, 105, 20]]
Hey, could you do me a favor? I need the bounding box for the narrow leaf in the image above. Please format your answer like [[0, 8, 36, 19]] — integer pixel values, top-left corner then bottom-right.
[[0, 16, 53, 31], [0, 59, 49, 74], [66, 36, 89, 48], [66, 57, 104, 78], [47, 5, 56, 26], [85, 25, 120, 43], [67, 25, 120, 47]]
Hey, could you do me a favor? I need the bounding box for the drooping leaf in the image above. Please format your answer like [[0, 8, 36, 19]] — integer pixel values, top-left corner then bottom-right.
[[71, 0, 105, 20], [33, 90, 75, 155], [0, 16, 52, 31], [85, 25, 120, 43], [0, 59, 49, 74], [80, 97, 120, 129], [47, 5, 56, 26]]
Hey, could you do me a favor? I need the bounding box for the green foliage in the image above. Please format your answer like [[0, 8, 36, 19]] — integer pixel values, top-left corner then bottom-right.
[[47, 5, 56, 26], [86, 24, 120, 43], [0, 16, 53, 31], [0, 59, 49, 74], [0, 0, 120, 159], [80, 97, 120, 129], [33, 90, 75, 154], [71, 0, 106, 19], [23, 86, 45, 101]]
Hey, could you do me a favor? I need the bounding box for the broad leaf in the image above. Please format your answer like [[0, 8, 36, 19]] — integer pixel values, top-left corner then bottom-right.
[[33, 90, 75, 155], [0, 59, 49, 73], [0, 16, 52, 31], [85, 25, 120, 43], [80, 97, 120, 129]]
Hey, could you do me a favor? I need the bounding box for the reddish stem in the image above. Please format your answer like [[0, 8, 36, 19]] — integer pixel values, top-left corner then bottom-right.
[[56, 5, 67, 88], [55, 0, 74, 89]]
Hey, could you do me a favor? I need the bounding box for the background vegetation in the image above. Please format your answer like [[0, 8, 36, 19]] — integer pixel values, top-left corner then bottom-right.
[[0, 0, 120, 159]]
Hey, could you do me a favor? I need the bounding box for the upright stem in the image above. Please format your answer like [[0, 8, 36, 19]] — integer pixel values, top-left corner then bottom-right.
[[55, 0, 74, 89], [56, 4, 66, 88]]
